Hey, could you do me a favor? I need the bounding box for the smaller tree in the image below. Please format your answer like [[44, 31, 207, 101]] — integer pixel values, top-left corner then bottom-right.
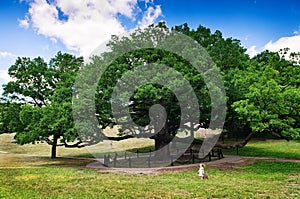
[[2, 52, 84, 158], [232, 49, 300, 141]]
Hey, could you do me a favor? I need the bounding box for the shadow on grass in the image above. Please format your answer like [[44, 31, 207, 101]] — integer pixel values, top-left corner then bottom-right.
[[238, 161, 300, 174], [127, 145, 155, 153], [0, 154, 95, 168], [223, 140, 300, 159], [39, 157, 95, 168]]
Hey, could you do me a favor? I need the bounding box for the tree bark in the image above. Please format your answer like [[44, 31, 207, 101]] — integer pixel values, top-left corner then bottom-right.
[[214, 131, 256, 149], [51, 135, 59, 159], [154, 136, 170, 160]]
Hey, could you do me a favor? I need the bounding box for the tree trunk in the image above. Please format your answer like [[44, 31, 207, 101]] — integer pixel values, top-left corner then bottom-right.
[[151, 100, 172, 159], [51, 135, 58, 159], [153, 126, 173, 161], [214, 131, 256, 149], [154, 138, 163, 150], [154, 137, 170, 160]]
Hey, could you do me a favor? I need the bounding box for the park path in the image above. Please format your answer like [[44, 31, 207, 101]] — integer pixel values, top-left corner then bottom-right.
[[86, 155, 300, 175]]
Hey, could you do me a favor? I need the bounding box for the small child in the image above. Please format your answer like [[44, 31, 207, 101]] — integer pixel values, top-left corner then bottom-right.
[[198, 163, 208, 179]]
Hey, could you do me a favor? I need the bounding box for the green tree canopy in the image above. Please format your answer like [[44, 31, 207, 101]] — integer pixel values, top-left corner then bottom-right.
[[2, 52, 84, 158], [0, 102, 23, 134], [3, 22, 299, 161], [73, 22, 227, 161], [233, 49, 300, 141]]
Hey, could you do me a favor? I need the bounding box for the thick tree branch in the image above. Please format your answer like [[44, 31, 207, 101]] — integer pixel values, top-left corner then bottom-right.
[[60, 140, 85, 148], [105, 134, 134, 141], [214, 131, 256, 149], [44, 138, 53, 145], [267, 130, 284, 139]]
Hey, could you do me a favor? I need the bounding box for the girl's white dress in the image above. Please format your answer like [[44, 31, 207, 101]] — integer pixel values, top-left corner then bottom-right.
[[198, 167, 204, 177]]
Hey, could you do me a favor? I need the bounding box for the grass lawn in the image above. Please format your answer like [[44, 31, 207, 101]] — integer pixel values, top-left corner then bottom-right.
[[0, 133, 153, 158], [223, 139, 300, 159], [1, 133, 299, 160], [0, 133, 300, 198], [0, 156, 299, 199]]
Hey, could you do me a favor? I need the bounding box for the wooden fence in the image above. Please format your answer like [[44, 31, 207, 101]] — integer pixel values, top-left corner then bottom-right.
[[103, 148, 224, 168]]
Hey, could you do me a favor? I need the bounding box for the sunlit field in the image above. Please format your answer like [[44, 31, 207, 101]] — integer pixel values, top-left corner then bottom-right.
[[1, 133, 299, 198], [0, 156, 299, 199]]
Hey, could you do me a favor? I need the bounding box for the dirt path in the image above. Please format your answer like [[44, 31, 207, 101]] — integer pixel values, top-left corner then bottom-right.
[[86, 155, 300, 175]]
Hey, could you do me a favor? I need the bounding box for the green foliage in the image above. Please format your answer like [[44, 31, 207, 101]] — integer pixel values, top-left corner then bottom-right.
[[90, 23, 249, 151], [3, 57, 51, 106], [89, 25, 215, 152], [2, 52, 84, 158], [173, 23, 251, 137], [233, 50, 300, 140], [2, 22, 300, 157], [0, 102, 23, 133]]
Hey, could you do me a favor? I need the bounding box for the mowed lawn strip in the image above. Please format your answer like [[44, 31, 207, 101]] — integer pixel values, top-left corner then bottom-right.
[[223, 139, 300, 159], [0, 161, 299, 199], [0, 133, 153, 158]]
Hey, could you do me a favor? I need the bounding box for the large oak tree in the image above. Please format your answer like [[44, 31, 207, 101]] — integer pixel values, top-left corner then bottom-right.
[[75, 23, 229, 159]]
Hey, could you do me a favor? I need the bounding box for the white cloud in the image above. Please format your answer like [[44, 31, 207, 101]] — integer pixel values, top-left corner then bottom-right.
[[246, 35, 300, 58], [18, 16, 29, 29], [0, 52, 16, 58], [263, 35, 300, 53], [293, 26, 300, 35], [246, 45, 258, 58], [138, 5, 162, 28], [0, 52, 16, 94], [0, 70, 12, 83], [20, 0, 163, 57], [0, 70, 12, 95], [50, 37, 57, 44]]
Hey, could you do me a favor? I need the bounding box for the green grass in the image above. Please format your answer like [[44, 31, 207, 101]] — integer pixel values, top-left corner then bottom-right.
[[0, 132, 153, 158], [0, 153, 94, 168], [2, 132, 299, 160], [223, 139, 300, 159], [1, 134, 300, 198], [0, 159, 299, 199]]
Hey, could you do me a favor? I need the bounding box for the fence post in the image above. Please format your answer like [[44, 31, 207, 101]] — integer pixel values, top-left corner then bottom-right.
[[104, 155, 107, 166], [129, 157, 131, 168], [149, 149, 151, 157], [124, 151, 127, 159], [208, 152, 211, 161], [220, 149, 224, 158], [113, 153, 117, 167], [108, 154, 111, 163], [192, 153, 195, 164], [148, 157, 151, 168]]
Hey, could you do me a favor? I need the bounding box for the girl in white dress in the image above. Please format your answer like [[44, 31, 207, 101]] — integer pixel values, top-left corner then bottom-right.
[[198, 163, 205, 179]]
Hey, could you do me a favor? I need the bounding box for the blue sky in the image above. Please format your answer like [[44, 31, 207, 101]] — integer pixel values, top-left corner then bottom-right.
[[1, 0, 300, 94]]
